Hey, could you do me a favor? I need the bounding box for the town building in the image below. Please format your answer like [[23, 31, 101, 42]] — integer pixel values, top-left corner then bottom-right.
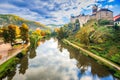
[[114, 14, 120, 26], [71, 5, 113, 27]]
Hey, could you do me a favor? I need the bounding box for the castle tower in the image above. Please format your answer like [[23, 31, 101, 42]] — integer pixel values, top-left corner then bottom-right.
[[92, 5, 98, 15]]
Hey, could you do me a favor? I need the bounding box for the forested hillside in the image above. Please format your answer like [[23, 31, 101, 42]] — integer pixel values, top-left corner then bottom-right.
[[0, 14, 49, 30]]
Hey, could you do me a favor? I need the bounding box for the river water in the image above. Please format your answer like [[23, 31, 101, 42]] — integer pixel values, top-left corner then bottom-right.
[[2, 38, 117, 80]]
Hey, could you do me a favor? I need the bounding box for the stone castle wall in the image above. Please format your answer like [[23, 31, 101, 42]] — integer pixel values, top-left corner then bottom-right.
[[79, 15, 90, 27], [96, 11, 113, 21], [71, 11, 113, 27], [71, 15, 90, 27], [71, 5, 113, 27]]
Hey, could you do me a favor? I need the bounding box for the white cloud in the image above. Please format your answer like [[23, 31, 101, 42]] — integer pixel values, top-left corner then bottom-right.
[[0, 0, 96, 25], [80, 76, 93, 80], [0, 3, 18, 9], [105, 5, 114, 9], [48, 0, 95, 24], [108, 0, 114, 2]]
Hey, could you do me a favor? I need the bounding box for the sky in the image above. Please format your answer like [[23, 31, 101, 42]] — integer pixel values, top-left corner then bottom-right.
[[0, 0, 120, 25]]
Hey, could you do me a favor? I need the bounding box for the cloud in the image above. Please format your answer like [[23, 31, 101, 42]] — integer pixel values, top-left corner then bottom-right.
[[0, 0, 97, 25], [12, 38, 79, 80], [108, 0, 114, 2], [104, 5, 114, 9], [1, 0, 116, 25]]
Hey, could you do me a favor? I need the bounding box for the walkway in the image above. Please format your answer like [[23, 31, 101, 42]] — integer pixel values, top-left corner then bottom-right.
[[64, 39, 120, 71], [0, 43, 30, 65]]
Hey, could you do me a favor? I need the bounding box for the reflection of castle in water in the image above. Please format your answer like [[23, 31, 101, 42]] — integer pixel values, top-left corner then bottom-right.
[[71, 5, 113, 27], [58, 41, 113, 78]]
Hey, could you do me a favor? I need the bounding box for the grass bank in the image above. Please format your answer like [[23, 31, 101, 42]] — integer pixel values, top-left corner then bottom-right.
[[0, 43, 30, 79], [63, 39, 120, 78]]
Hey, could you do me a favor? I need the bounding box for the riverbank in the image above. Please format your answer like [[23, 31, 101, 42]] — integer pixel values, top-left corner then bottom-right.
[[0, 43, 30, 65], [63, 39, 120, 77]]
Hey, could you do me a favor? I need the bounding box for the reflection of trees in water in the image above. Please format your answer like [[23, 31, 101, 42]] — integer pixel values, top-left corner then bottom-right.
[[7, 69, 16, 80], [0, 60, 18, 80], [18, 53, 28, 74], [29, 48, 36, 59], [40, 39, 45, 43], [58, 41, 111, 78], [4, 53, 29, 79], [58, 40, 64, 52], [29, 39, 46, 59]]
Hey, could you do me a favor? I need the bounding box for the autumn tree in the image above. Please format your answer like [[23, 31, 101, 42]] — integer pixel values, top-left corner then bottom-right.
[[8, 24, 16, 46], [41, 31, 46, 36], [76, 26, 94, 45], [33, 28, 41, 36], [16, 25, 20, 38], [20, 23, 29, 44], [2, 27, 9, 43], [0, 28, 3, 37]]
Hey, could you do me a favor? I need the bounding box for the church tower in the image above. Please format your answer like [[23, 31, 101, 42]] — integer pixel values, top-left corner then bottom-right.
[[92, 5, 98, 15]]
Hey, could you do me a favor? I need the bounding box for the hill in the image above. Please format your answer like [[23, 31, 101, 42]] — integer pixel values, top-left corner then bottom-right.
[[0, 14, 49, 30]]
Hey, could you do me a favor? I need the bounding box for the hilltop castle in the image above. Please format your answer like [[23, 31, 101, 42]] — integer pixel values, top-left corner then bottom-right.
[[71, 5, 113, 27]]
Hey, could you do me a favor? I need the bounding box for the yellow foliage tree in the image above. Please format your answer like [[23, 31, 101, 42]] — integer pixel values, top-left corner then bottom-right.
[[36, 28, 41, 35], [32, 28, 41, 36], [54, 28, 60, 32], [76, 26, 94, 45], [20, 23, 29, 44], [15, 25, 20, 38]]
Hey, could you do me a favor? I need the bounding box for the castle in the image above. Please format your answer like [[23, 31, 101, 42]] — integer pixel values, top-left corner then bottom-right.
[[71, 5, 113, 27]]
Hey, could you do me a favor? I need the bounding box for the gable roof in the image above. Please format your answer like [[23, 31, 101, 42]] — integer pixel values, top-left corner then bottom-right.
[[114, 14, 120, 21]]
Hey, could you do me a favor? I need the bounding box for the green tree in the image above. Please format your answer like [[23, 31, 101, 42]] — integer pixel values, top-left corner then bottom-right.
[[20, 23, 29, 44], [114, 23, 119, 30], [90, 27, 113, 43], [8, 24, 16, 46], [74, 19, 80, 32], [2, 27, 9, 43], [98, 19, 110, 25], [57, 27, 67, 39]]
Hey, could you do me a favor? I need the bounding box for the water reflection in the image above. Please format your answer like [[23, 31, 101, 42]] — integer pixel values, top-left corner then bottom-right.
[[59, 41, 110, 77], [2, 38, 117, 80], [29, 48, 36, 59], [3, 66, 17, 80], [18, 53, 28, 74]]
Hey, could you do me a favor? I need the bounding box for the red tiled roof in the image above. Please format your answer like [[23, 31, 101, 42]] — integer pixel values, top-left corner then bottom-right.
[[114, 14, 120, 21]]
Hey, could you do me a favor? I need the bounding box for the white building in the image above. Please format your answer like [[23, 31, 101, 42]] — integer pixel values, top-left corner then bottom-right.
[[114, 14, 120, 26]]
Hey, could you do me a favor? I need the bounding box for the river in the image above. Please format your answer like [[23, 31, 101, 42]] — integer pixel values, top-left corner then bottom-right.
[[2, 38, 117, 80]]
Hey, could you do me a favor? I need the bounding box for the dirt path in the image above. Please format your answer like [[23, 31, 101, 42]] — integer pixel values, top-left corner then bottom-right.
[[0, 43, 30, 65], [64, 39, 120, 71]]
